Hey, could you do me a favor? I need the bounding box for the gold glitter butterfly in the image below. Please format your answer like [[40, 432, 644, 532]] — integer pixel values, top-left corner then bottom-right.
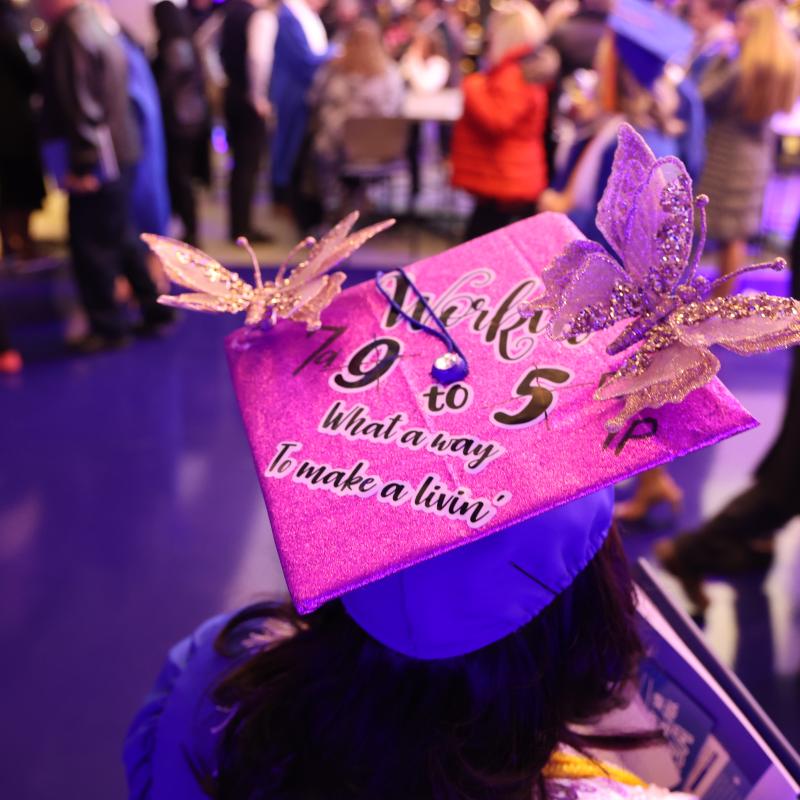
[[142, 212, 395, 332]]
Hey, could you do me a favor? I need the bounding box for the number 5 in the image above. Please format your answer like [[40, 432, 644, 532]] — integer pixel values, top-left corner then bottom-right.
[[491, 367, 571, 428]]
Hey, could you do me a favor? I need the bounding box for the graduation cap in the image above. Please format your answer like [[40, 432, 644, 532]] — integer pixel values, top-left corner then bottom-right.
[[145, 124, 800, 658], [222, 215, 755, 657], [609, 0, 694, 88]]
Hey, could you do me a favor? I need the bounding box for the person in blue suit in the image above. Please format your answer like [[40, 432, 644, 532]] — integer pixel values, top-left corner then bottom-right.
[[269, 0, 333, 225]]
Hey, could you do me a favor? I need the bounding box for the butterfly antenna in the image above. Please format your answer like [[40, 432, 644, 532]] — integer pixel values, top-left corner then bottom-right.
[[276, 236, 316, 284], [706, 257, 787, 294], [236, 236, 263, 289], [687, 195, 709, 281]]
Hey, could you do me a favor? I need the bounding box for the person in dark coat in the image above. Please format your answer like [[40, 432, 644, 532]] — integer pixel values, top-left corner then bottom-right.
[[549, 0, 610, 78], [0, 0, 45, 259], [220, 0, 277, 243], [152, 1, 210, 246], [657, 216, 800, 610], [38, 0, 173, 350]]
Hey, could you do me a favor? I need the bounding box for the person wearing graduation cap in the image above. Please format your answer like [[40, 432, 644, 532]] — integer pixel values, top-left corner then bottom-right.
[[539, 0, 701, 237], [537, 0, 710, 523], [123, 117, 800, 796]]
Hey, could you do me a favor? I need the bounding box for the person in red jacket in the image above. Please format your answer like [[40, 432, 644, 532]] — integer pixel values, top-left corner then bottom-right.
[[452, 0, 552, 240]]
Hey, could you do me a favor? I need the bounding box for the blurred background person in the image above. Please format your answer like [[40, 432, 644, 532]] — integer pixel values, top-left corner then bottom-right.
[[412, 0, 461, 86], [189, 0, 227, 118], [543, 0, 613, 187], [0, 0, 45, 260], [697, 0, 799, 296], [400, 29, 450, 93], [152, 0, 211, 248], [270, 0, 333, 228], [186, 0, 218, 33], [539, 5, 687, 241], [37, 0, 173, 351], [110, 15, 171, 240], [657, 216, 800, 611], [401, 29, 450, 204], [539, 1, 692, 525], [383, 11, 415, 61], [309, 19, 404, 215], [91, 0, 173, 303], [325, 0, 362, 45], [220, 0, 277, 243], [685, 0, 734, 83], [549, 0, 610, 79], [452, 0, 552, 240]]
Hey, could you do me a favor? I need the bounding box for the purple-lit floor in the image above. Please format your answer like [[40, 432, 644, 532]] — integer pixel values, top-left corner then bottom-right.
[[2, 308, 799, 798]]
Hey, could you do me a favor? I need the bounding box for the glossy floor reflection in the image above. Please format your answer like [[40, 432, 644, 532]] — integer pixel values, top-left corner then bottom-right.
[[1, 311, 799, 799], [0, 314, 287, 800]]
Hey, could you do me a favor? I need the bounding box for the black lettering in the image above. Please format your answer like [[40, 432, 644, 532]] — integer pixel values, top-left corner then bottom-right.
[[445, 383, 470, 410], [399, 430, 427, 448], [422, 384, 446, 412], [332, 338, 402, 391], [266, 442, 300, 475], [380, 482, 410, 503], [382, 272, 427, 330], [485, 281, 535, 343], [492, 367, 571, 428], [612, 417, 658, 455], [296, 461, 326, 484], [293, 326, 346, 376]]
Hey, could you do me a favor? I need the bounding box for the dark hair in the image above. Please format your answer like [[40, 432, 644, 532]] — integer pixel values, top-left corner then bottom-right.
[[153, 0, 192, 41], [208, 528, 653, 799]]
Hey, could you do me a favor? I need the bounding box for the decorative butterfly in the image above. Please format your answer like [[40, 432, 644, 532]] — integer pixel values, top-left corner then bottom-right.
[[142, 212, 395, 332], [525, 123, 800, 432]]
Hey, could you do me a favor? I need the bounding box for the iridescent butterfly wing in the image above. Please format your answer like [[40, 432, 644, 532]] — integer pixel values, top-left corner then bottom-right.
[[539, 124, 695, 345], [142, 234, 254, 314], [538, 239, 643, 340], [596, 293, 800, 432], [596, 124, 695, 297], [274, 212, 395, 331]]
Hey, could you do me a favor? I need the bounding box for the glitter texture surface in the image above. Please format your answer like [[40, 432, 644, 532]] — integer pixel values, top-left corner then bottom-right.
[[226, 211, 756, 612]]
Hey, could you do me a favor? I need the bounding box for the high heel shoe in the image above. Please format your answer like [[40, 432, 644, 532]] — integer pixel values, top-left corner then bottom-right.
[[614, 467, 683, 525]]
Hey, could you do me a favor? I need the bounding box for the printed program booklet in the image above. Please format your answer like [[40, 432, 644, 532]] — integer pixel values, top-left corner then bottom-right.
[[632, 559, 800, 800]]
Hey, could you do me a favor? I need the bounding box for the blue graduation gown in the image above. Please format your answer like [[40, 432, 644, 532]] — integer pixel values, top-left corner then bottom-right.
[[124, 614, 231, 800]]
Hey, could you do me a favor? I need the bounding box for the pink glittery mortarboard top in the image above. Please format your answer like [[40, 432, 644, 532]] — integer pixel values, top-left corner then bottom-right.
[[226, 212, 755, 613]]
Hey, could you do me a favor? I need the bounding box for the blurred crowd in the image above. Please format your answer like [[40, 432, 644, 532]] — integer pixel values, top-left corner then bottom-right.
[[0, 0, 799, 374]]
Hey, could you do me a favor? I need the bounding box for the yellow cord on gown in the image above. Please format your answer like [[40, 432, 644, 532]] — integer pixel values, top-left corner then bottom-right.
[[543, 751, 648, 787]]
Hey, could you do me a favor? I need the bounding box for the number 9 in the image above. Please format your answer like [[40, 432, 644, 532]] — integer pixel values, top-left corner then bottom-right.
[[331, 338, 403, 392]]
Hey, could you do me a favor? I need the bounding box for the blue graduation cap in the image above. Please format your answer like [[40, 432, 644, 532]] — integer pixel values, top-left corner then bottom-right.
[[609, 0, 694, 88]]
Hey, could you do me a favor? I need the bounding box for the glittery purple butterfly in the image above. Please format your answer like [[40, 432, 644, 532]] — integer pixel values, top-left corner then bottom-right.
[[529, 123, 800, 432]]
